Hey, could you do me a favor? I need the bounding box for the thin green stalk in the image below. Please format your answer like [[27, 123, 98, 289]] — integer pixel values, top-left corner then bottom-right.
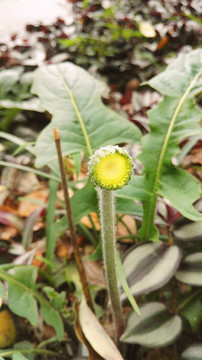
[[46, 177, 59, 261], [98, 188, 124, 344], [116, 253, 140, 317], [0, 348, 66, 358], [0, 131, 35, 154], [0, 161, 60, 182]]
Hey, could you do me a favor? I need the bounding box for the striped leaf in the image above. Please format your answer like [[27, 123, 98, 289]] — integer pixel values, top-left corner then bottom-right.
[[120, 302, 182, 347], [175, 252, 202, 286], [174, 220, 202, 241], [120, 241, 182, 301], [182, 345, 202, 360]]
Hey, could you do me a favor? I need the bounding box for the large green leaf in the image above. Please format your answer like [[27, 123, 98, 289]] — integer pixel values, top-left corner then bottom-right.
[[178, 290, 202, 331], [137, 49, 202, 241], [31, 62, 141, 168], [6, 267, 39, 326], [120, 302, 182, 347], [120, 241, 181, 301], [0, 267, 64, 340]]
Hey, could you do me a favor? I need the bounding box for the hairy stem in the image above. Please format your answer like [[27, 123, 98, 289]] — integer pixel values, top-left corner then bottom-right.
[[98, 188, 124, 344], [53, 128, 93, 311]]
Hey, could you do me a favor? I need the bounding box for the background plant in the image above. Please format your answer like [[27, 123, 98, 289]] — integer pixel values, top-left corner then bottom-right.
[[0, 1, 201, 358]]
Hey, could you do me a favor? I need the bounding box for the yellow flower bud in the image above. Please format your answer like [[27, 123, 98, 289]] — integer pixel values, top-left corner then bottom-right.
[[88, 145, 133, 190]]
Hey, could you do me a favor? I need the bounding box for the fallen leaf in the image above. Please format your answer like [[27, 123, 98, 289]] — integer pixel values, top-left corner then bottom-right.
[[32, 250, 45, 268], [116, 215, 136, 242], [78, 298, 124, 360], [0, 186, 9, 206], [56, 238, 74, 259], [190, 147, 202, 165], [157, 36, 169, 50], [0, 226, 18, 241], [18, 189, 49, 217], [83, 260, 105, 287], [1, 168, 39, 195], [80, 212, 100, 231], [75, 301, 103, 360]]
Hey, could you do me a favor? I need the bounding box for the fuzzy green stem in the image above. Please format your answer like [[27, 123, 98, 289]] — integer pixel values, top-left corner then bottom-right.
[[98, 188, 124, 344]]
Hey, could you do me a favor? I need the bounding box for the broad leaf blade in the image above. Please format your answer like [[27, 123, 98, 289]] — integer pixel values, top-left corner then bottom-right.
[[120, 302, 182, 347], [31, 62, 141, 168], [6, 267, 39, 326], [0, 98, 43, 112], [0, 267, 64, 340], [148, 50, 202, 97], [120, 241, 181, 300], [40, 302, 64, 341], [137, 49, 202, 241], [178, 291, 202, 331]]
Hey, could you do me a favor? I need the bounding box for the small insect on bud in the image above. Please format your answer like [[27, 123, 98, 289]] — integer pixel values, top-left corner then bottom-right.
[[88, 145, 133, 190]]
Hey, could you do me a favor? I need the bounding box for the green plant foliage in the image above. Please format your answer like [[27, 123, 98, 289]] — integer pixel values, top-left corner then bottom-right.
[[31, 62, 141, 168], [53, 178, 142, 235], [15, 352, 29, 360], [136, 49, 202, 241], [0, 341, 59, 360], [116, 254, 140, 316], [46, 178, 59, 261], [0, 68, 23, 95], [13, 342, 34, 360], [179, 290, 202, 332], [182, 344, 202, 359], [175, 253, 202, 286], [120, 302, 182, 347], [0, 267, 64, 340], [6, 267, 39, 326], [0, 68, 43, 117], [43, 286, 66, 310], [119, 241, 181, 301]]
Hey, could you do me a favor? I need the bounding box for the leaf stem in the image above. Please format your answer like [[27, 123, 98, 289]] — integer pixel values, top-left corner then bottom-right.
[[53, 128, 94, 311], [98, 188, 124, 344]]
